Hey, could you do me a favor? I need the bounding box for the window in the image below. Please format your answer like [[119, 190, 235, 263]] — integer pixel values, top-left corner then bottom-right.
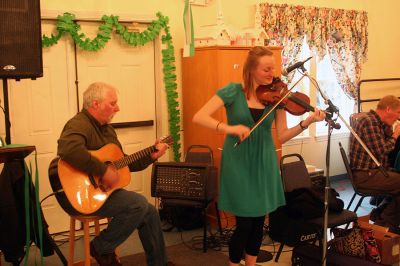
[[285, 37, 354, 137], [315, 53, 354, 135], [285, 38, 311, 136]]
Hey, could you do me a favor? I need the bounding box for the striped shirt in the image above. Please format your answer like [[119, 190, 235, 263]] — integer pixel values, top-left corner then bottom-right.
[[349, 110, 396, 170]]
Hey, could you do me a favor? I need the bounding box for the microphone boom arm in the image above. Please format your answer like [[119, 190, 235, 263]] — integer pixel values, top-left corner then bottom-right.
[[304, 72, 388, 177]]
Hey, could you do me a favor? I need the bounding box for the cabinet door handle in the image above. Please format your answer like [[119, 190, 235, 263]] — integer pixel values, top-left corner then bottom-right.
[[233, 64, 240, 69]]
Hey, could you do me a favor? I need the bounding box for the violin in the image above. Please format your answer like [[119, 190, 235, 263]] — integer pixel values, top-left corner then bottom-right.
[[234, 77, 331, 147], [256, 77, 315, 116]]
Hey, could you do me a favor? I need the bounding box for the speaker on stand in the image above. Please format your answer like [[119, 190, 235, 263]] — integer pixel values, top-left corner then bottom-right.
[[0, 2, 67, 265], [0, 0, 44, 144]]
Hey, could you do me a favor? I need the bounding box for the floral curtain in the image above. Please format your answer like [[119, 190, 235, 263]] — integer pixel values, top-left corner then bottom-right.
[[258, 3, 368, 100]]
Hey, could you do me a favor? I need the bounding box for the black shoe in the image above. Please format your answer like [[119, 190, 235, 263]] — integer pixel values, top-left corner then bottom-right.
[[90, 242, 122, 266], [370, 208, 381, 222], [388, 226, 400, 235], [374, 220, 400, 235], [374, 219, 389, 227], [369, 196, 379, 206]]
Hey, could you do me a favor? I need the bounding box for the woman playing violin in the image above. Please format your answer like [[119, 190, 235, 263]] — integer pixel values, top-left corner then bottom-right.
[[192, 46, 325, 266]]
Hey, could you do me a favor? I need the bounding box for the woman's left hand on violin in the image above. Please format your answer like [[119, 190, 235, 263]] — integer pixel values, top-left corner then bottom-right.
[[307, 108, 326, 124]]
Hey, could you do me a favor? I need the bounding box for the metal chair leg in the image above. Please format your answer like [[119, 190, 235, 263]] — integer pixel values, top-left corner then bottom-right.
[[353, 197, 365, 213], [274, 242, 285, 262], [346, 193, 357, 210], [203, 208, 207, 253], [215, 202, 223, 237]]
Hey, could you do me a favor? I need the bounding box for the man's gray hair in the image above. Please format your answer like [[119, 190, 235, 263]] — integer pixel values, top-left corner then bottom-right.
[[82, 82, 116, 109]]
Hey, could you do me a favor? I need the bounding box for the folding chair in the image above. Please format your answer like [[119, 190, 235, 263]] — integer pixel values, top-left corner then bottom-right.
[[349, 113, 390, 208], [338, 142, 391, 213], [273, 153, 357, 262]]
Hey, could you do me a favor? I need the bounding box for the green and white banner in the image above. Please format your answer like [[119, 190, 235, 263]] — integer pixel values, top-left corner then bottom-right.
[[183, 0, 195, 57]]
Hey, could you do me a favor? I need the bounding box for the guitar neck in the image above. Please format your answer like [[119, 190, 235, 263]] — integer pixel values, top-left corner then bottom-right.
[[113, 145, 156, 169]]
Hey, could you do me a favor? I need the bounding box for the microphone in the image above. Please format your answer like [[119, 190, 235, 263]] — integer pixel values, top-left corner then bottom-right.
[[282, 57, 312, 76], [324, 102, 341, 130], [327, 119, 341, 130]]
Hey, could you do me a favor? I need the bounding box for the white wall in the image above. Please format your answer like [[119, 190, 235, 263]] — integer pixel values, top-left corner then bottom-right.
[[40, 0, 400, 175]]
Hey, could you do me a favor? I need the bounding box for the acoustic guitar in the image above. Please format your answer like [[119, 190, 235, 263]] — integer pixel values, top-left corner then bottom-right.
[[48, 136, 173, 215]]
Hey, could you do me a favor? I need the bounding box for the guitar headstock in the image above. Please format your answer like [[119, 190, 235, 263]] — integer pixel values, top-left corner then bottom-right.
[[159, 135, 174, 146]]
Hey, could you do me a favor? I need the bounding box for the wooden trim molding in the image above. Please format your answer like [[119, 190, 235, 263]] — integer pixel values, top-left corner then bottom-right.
[[111, 120, 154, 129]]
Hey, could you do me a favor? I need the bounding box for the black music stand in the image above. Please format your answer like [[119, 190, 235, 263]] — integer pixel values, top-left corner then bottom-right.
[[0, 145, 67, 265], [0, 145, 35, 163]]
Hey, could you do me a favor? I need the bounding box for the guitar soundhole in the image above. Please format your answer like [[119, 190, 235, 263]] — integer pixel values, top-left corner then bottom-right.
[[89, 161, 112, 188]]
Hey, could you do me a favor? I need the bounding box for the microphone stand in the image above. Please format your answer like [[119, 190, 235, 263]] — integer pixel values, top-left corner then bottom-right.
[[301, 69, 388, 266], [2, 78, 12, 144]]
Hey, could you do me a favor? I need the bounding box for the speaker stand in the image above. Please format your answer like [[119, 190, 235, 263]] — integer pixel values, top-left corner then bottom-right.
[[2, 78, 11, 144]]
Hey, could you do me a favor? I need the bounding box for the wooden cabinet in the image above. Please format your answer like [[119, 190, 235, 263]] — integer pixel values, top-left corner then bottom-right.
[[181, 46, 283, 226]]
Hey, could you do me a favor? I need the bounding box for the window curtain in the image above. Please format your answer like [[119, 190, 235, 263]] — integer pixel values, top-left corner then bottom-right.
[[258, 3, 368, 100]]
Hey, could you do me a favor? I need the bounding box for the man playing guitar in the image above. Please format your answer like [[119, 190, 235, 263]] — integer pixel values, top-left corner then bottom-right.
[[57, 82, 173, 266]]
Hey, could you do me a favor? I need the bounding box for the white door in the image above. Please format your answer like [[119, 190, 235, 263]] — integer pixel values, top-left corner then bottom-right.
[[9, 21, 76, 233], [7, 21, 157, 233], [76, 22, 157, 201]]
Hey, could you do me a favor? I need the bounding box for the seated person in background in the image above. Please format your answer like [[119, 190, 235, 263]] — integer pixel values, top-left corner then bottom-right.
[[370, 124, 399, 206], [57, 82, 173, 266], [349, 95, 400, 232]]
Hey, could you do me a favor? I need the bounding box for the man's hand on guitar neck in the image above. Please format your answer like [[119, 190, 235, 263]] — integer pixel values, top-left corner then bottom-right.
[[151, 141, 169, 160], [99, 165, 119, 192]]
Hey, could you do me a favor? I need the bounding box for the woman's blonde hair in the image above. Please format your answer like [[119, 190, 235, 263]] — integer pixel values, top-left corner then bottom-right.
[[242, 46, 273, 99]]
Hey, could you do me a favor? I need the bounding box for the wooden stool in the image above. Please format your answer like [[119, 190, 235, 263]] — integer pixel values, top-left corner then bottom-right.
[[68, 216, 113, 266]]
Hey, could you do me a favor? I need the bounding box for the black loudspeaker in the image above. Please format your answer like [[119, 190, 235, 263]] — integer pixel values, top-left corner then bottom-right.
[[0, 0, 43, 79], [151, 162, 217, 202]]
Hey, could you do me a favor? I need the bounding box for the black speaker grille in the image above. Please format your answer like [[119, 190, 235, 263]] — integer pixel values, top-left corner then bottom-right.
[[0, 0, 43, 79]]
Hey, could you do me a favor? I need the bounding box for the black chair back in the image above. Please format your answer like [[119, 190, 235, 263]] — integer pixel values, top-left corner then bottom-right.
[[280, 153, 312, 192], [338, 142, 356, 188], [184, 145, 214, 165], [273, 152, 358, 263]]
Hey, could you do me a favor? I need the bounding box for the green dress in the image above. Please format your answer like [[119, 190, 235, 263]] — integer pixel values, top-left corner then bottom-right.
[[216, 82, 285, 217]]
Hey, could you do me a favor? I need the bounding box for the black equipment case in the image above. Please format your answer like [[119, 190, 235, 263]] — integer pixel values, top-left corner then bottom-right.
[[292, 244, 381, 266]]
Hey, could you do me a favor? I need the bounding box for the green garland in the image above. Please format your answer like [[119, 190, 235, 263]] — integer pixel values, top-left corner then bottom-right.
[[42, 12, 181, 161]]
